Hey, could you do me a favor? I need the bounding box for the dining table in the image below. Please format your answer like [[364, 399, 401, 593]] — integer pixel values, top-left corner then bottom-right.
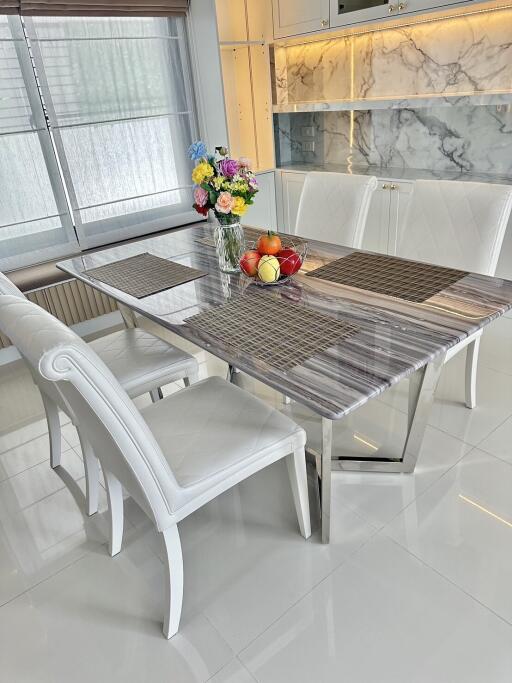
[[57, 222, 512, 543]]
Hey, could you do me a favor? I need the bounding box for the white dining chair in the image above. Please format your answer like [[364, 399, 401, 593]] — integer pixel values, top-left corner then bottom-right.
[[399, 179, 512, 408], [295, 172, 378, 246], [0, 295, 311, 638], [0, 271, 199, 515]]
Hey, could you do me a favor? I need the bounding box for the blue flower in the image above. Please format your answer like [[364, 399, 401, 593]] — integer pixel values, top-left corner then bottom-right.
[[188, 141, 208, 161]]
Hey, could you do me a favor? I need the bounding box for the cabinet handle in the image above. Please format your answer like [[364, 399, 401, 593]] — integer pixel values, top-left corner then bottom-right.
[[388, 4, 396, 12], [382, 183, 390, 190], [390, 183, 398, 190], [398, 2, 406, 9], [321, 19, 329, 26]]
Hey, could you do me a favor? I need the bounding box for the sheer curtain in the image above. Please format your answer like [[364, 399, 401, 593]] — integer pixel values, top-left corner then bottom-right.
[[26, 15, 197, 248], [0, 15, 77, 271], [0, 14, 198, 269]]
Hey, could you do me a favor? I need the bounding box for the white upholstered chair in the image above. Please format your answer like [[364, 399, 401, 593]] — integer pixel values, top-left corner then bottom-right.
[[399, 179, 512, 408], [0, 271, 199, 514], [295, 172, 378, 246], [0, 295, 310, 638]]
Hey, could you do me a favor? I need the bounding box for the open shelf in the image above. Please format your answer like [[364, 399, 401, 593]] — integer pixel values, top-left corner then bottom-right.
[[273, 91, 512, 114]]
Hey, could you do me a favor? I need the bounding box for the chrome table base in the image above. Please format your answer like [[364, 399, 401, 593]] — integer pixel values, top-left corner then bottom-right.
[[308, 355, 446, 543]]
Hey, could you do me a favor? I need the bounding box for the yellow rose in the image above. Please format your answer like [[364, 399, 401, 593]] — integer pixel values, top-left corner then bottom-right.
[[191, 162, 214, 185], [231, 196, 247, 216]]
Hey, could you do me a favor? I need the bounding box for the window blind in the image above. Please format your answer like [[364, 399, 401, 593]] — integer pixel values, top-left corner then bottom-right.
[[1, 0, 189, 16], [0, 15, 78, 271]]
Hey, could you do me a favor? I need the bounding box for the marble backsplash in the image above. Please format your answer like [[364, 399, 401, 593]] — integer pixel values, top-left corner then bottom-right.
[[274, 104, 512, 175], [273, 7, 512, 105]]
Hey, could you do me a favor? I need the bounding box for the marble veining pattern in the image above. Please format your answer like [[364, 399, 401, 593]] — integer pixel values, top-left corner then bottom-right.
[[274, 8, 512, 105], [58, 224, 512, 420], [275, 105, 512, 175]]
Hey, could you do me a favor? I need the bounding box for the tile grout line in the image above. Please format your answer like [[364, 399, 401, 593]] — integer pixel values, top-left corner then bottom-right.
[[234, 518, 382, 660], [384, 534, 512, 631], [0, 550, 88, 611]]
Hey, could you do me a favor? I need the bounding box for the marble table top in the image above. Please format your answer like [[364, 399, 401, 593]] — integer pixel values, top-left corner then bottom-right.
[[57, 223, 512, 420]]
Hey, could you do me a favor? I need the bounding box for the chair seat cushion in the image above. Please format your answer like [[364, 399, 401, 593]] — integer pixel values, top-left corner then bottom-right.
[[141, 376, 306, 489], [89, 328, 197, 398]]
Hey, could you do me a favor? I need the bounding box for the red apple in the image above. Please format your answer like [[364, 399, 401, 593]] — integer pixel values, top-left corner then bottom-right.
[[240, 249, 261, 277], [277, 248, 301, 276]]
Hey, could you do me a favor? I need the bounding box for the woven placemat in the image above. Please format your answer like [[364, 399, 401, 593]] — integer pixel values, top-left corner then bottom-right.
[[306, 252, 468, 303], [84, 253, 207, 299], [185, 290, 359, 370]]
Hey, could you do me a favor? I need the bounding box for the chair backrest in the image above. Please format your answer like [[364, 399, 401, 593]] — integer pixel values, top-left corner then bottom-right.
[[0, 295, 182, 528], [0, 269, 68, 409], [0, 270, 25, 297], [399, 180, 512, 275], [295, 172, 378, 247]]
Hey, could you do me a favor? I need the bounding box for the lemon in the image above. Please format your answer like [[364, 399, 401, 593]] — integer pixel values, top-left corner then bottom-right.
[[258, 255, 280, 283]]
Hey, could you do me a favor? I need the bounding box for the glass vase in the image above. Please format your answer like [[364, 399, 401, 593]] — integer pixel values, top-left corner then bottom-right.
[[213, 217, 244, 273]]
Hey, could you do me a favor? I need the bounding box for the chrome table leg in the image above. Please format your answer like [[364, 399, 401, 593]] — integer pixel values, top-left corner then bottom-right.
[[118, 303, 138, 329], [320, 417, 333, 544], [331, 354, 445, 474]]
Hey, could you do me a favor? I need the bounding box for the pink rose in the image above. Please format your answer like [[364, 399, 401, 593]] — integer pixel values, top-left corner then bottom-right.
[[194, 186, 208, 207], [215, 191, 234, 214], [239, 157, 252, 168]]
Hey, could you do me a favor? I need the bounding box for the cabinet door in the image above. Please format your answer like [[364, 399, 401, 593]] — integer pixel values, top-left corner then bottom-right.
[[329, 0, 394, 28], [389, 181, 414, 256], [362, 182, 391, 254], [272, 0, 329, 39], [276, 171, 306, 234], [243, 171, 277, 231], [395, 0, 467, 16]]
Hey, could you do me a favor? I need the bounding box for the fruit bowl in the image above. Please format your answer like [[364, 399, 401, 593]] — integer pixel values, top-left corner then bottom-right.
[[240, 233, 307, 286]]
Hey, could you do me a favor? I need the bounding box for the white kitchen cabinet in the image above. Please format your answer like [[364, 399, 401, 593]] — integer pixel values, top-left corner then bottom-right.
[[495, 213, 512, 281], [361, 182, 390, 253], [272, 0, 329, 39], [387, 180, 414, 254], [392, 0, 467, 16], [243, 171, 277, 231], [276, 171, 306, 234], [277, 170, 414, 252], [329, 0, 394, 29]]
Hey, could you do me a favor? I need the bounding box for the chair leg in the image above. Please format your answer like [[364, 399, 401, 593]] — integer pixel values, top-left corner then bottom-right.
[[41, 394, 61, 468], [465, 337, 481, 409], [161, 525, 184, 639], [104, 469, 124, 557], [77, 429, 100, 516], [286, 448, 312, 539], [150, 387, 164, 402]]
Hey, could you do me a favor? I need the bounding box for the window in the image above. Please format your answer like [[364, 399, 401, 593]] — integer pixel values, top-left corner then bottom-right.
[[0, 14, 198, 270], [0, 16, 77, 271]]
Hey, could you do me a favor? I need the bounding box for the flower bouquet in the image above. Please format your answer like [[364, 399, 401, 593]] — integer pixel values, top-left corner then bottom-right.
[[189, 141, 259, 273]]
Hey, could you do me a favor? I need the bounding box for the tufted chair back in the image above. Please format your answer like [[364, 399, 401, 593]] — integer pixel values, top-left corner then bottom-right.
[[0, 295, 182, 529], [0, 269, 68, 410], [0, 271, 25, 297], [295, 172, 378, 247], [399, 180, 512, 276]]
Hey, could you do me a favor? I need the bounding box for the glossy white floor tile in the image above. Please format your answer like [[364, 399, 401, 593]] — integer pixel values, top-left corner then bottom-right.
[[239, 535, 512, 683], [329, 426, 471, 527], [0, 551, 233, 683], [386, 448, 512, 625], [478, 414, 512, 465], [1, 316, 512, 682]]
